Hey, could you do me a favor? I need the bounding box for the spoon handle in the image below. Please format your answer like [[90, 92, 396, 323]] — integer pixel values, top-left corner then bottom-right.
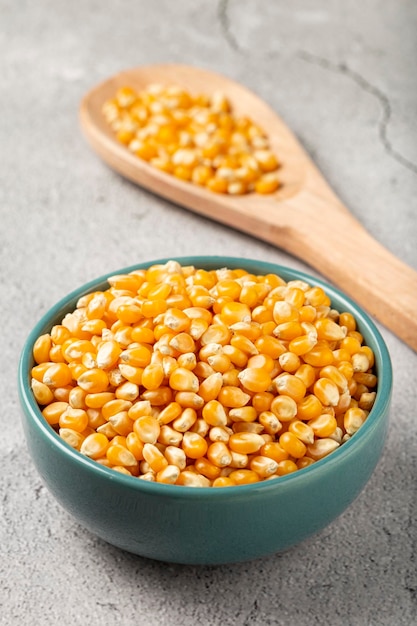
[[278, 189, 417, 351]]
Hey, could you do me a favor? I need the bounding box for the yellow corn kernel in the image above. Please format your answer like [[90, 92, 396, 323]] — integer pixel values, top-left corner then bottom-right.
[[315, 318, 346, 342], [212, 476, 236, 487], [197, 372, 223, 403], [339, 335, 362, 355], [228, 406, 257, 423], [115, 381, 139, 401], [255, 173, 280, 194], [257, 411, 281, 435], [158, 425, 183, 447], [206, 441, 233, 467], [50, 325, 72, 346], [108, 411, 135, 437], [31, 378, 55, 405], [169, 367, 199, 392], [228, 469, 260, 485], [308, 413, 338, 438], [252, 391, 274, 413], [201, 324, 232, 347], [219, 302, 251, 325], [250, 455, 279, 478], [303, 342, 335, 368], [319, 365, 348, 392], [208, 426, 231, 443], [351, 352, 370, 373], [254, 335, 286, 359], [42, 362, 73, 388], [164, 445, 187, 470], [106, 443, 138, 469], [34, 332, 55, 363], [53, 386, 72, 402], [358, 391, 376, 412], [237, 367, 272, 393], [96, 340, 122, 370], [288, 420, 315, 445], [176, 352, 197, 370], [140, 362, 164, 390], [32, 362, 55, 382], [42, 402, 70, 427], [313, 378, 340, 407], [169, 332, 196, 354], [306, 438, 340, 461], [101, 399, 131, 420], [174, 391, 204, 410], [118, 364, 143, 385], [274, 373, 306, 403], [269, 395, 297, 422], [207, 352, 232, 373], [176, 471, 211, 487], [133, 415, 160, 444], [296, 457, 315, 470], [142, 386, 173, 406], [58, 407, 89, 433], [358, 345, 375, 369], [279, 351, 301, 373], [62, 339, 95, 362], [339, 312, 356, 332], [222, 345, 248, 368], [130, 326, 155, 344], [279, 432, 307, 458], [76, 368, 109, 393], [120, 345, 152, 368], [344, 407, 367, 435], [155, 402, 181, 426], [125, 432, 144, 461], [354, 372, 377, 388], [171, 407, 197, 433], [142, 443, 169, 473], [49, 345, 65, 363], [295, 395, 321, 421], [59, 428, 85, 450], [67, 386, 87, 410], [228, 432, 265, 455], [276, 460, 298, 476], [202, 400, 228, 427], [85, 391, 115, 409], [228, 450, 248, 468], [195, 457, 222, 480], [260, 441, 289, 463], [217, 386, 251, 408], [80, 432, 110, 459], [181, 431, 208, 459], [156, 465, 181, 485]]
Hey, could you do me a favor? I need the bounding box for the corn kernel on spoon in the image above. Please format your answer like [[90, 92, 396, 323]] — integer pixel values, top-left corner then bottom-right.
[[80, 64, 417, 351]]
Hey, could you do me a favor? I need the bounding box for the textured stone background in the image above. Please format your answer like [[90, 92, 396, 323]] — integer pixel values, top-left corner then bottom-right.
[[1, 1, 416, 624]]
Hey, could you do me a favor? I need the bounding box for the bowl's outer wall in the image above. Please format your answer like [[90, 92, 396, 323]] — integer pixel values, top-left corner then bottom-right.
[[19, 257, 392, 565], [22, 397, 389, 564]]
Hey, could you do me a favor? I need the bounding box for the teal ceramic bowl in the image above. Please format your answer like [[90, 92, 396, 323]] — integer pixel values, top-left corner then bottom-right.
[[18, 256, 392, 565]]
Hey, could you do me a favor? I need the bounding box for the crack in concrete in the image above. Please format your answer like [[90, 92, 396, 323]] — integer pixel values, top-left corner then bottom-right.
[[216, 3, 416, 178], [297, 50, 417, 176], [217, 0, 241, 52]]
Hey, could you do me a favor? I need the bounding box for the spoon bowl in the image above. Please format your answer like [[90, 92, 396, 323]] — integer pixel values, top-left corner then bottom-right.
[[80, 64, 417, 351]]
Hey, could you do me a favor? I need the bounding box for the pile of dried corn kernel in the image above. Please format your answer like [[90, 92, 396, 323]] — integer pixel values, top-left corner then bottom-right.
[[102, 84, 281, 195], [31, 261, 377, 487]]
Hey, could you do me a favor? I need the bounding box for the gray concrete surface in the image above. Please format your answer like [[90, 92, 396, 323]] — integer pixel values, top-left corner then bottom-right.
[[1, 1, 416, 624]]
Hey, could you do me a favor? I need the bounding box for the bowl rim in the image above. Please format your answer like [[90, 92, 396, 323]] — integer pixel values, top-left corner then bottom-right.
[[18, 255, 393, 498]]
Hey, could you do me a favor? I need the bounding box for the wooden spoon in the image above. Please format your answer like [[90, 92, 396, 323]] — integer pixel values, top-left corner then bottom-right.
[[80, 64, 417, 352]]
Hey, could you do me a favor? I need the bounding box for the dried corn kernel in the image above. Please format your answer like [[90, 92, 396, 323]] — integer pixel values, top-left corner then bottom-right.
[[33, 261, 377, 486], [103, 84, 281, 195]]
